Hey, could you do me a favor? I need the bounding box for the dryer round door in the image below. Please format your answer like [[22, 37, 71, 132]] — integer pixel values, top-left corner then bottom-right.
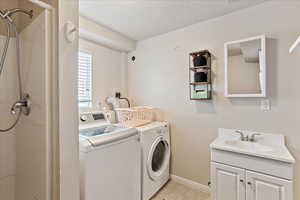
[[147, 136, 170, 181]]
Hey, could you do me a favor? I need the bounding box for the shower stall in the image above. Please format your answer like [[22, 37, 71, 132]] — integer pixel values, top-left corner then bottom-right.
[[0, 0, 55, 200]]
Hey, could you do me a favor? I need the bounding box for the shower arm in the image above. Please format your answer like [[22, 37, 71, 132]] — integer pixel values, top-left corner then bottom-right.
[[0, 9, 33, 23], [2, 9, 33, 19]]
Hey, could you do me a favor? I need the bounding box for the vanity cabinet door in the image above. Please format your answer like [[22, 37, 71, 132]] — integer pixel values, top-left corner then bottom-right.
[[211, 162, 246, 200], [246, 171, 293, 200]]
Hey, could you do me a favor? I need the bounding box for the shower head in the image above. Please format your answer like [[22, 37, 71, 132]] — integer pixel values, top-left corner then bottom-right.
[[0, 10, 4, 19], [2, 8, 33, 19]]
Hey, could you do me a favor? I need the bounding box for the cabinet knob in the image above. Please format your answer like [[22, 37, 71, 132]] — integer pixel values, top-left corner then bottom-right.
[[247, 182, 252, 185], [240, 179, 244, 183]]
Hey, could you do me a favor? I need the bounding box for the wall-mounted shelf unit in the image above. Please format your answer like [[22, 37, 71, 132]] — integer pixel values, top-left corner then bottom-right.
[[189, 50, 212, 100]]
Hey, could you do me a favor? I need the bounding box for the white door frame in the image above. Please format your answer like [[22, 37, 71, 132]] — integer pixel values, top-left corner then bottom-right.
[[26, 1, 60, 200], [56, 0, 80, 200]]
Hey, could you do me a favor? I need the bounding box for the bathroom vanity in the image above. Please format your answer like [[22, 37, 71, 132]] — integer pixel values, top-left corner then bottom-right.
[[210, 128, 295, 200]]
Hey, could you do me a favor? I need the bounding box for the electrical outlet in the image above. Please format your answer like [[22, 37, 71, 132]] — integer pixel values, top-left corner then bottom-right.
[[261, 99, 271, 112]]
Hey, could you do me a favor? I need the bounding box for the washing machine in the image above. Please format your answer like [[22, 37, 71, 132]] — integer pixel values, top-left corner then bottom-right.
[[79, 110, 141, 200], [137, 122, 171, 200]]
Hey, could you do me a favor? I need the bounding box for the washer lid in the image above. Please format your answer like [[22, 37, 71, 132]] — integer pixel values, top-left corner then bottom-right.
[[80, 126, 138, 148], [80, 125, 121, 137]]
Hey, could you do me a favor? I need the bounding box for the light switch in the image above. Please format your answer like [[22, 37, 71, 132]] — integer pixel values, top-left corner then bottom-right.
[[261, 99, 271, 112]]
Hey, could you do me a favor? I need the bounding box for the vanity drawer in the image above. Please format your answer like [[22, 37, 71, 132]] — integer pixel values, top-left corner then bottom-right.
[[211, 148, 293, 180]]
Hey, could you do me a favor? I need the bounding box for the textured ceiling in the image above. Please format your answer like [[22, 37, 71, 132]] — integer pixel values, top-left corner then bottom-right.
[[80, 0, 268, 41]]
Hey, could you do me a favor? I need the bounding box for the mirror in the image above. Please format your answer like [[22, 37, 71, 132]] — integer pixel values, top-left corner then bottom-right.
[[225, 35, 266, 97]]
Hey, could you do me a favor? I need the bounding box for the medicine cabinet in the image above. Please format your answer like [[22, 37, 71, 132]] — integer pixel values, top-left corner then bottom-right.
[[224, 35, 266, 97]]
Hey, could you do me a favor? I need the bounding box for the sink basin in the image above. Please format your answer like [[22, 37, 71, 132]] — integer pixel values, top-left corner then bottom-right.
[[210, 128, 296, 164], [225, 140, 273, 152]]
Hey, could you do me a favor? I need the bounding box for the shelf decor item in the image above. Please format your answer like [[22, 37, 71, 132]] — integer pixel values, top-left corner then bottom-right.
[[193, 53, 207, 66], [189, 50, 212, 100]]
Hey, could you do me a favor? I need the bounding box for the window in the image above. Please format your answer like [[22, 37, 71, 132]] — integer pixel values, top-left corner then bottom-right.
[[78, 51, 92, 107]]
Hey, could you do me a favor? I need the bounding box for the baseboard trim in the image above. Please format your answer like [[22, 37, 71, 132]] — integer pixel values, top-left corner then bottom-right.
[[171, 174, 211, 194]]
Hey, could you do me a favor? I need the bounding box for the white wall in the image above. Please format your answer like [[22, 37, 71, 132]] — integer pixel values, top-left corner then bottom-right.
[[79, 16, 136, 52], [79, 16, 133, 110], [0, 36, 18, 200], [79, 39, 128, 109], [128, 1, 300, 199]]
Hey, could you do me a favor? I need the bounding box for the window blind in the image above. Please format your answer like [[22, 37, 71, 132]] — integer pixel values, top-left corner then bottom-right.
[[78, 51, 92, 107]]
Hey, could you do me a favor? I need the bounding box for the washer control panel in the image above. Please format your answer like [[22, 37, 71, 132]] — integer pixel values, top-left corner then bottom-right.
[[91, 113, 105, 121], [79, 110, 116, 125], [156, 123, 169, 135], [80, 115, 88, 122], [79, 111, 107, 124]]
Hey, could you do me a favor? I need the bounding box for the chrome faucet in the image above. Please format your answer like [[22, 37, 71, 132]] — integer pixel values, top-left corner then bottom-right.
[[11, 101, 27, 114], [235, 130, 261, 142], [235, 130, 248, 141], [10, 93, 31, 116], [249, 133, 261, 142]]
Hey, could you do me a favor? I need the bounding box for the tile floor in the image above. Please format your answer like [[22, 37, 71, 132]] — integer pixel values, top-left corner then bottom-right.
[[151, 180, 210, 200]]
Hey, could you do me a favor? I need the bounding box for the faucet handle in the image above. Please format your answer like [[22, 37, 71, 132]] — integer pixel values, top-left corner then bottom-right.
[[250, 133, 261, 142], [10, 93, 31, 116], [235, 130, 246, 141]]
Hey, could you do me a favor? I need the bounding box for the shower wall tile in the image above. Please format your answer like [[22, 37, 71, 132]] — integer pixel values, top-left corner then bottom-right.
[[0, 132, 16, 179], [0, 175, 15, 200], [0, 0, 18, 9], [0, 36, 18, 97], [0, 35, 17, 200], [16, 122, 47, 200], [0, 2, 51, 200], [19, 16, 46, 126], [16, 11, 48, 200]]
